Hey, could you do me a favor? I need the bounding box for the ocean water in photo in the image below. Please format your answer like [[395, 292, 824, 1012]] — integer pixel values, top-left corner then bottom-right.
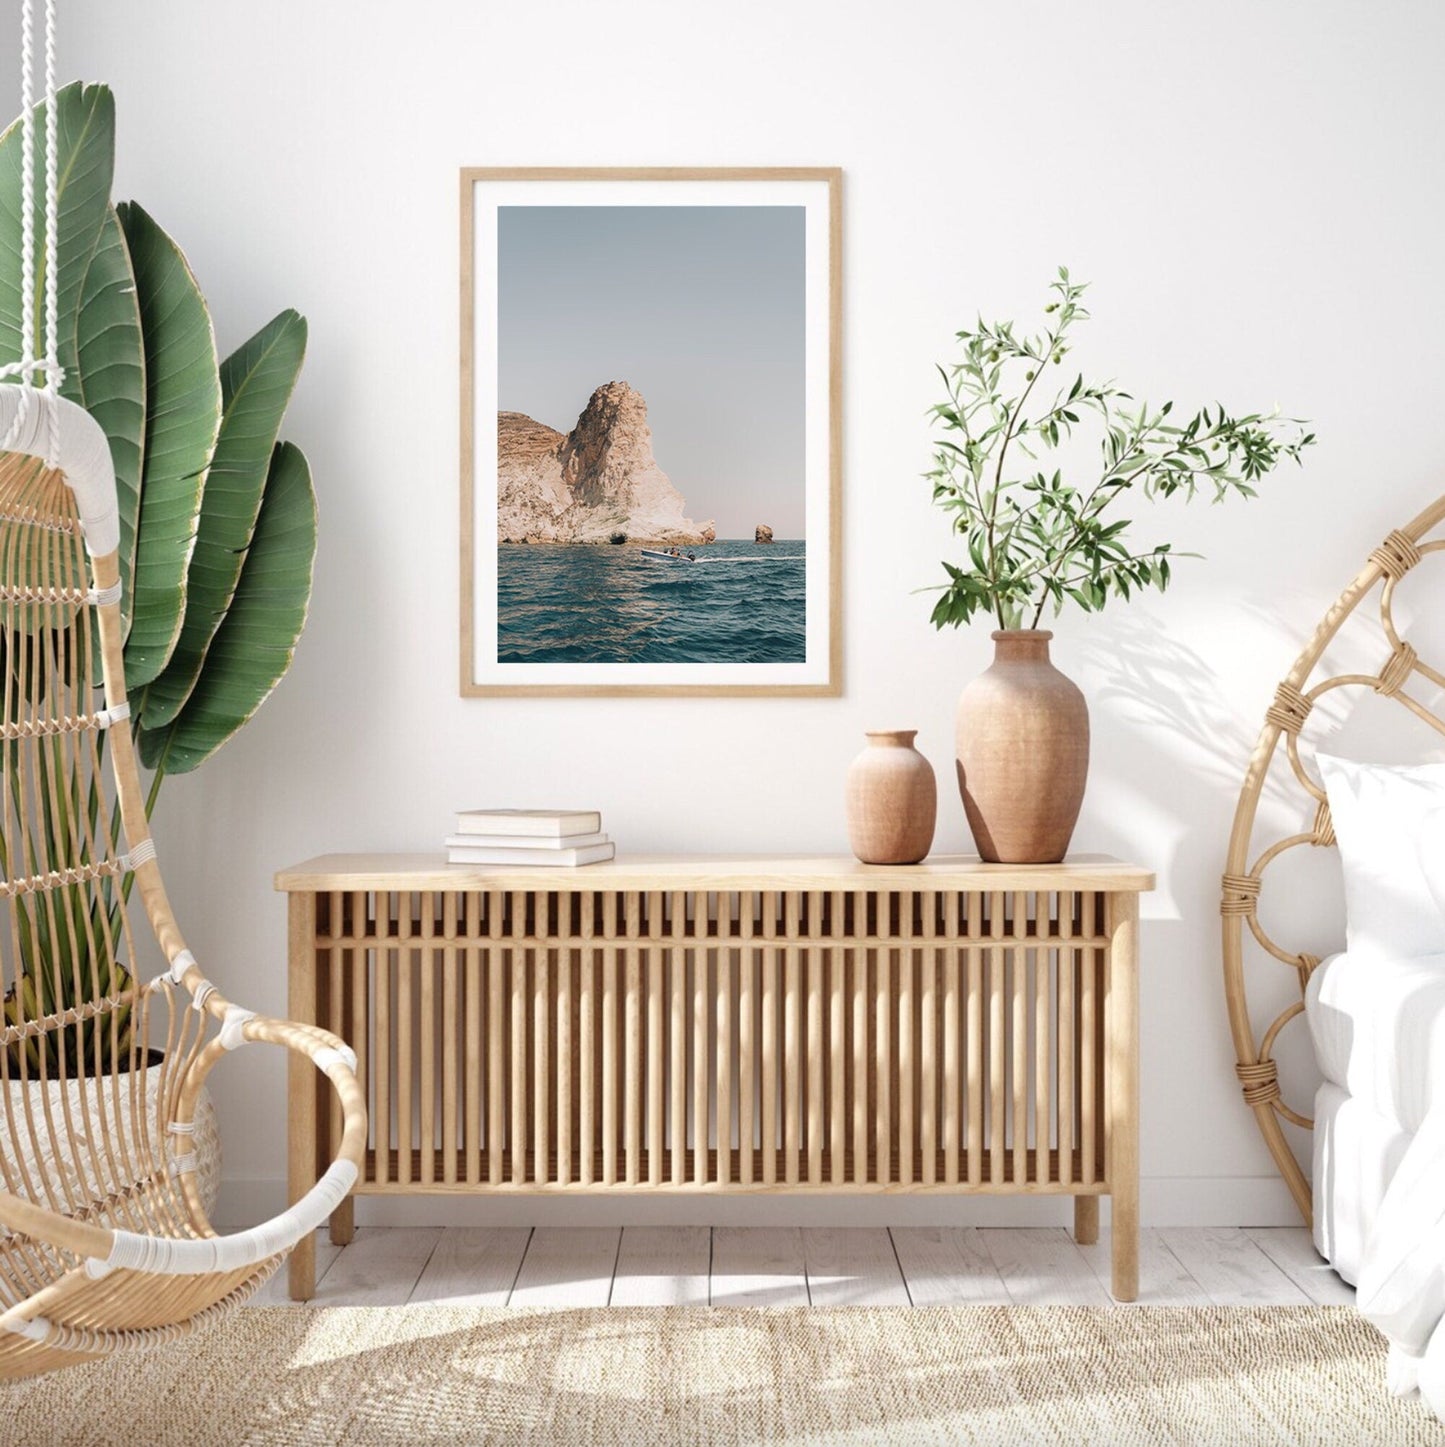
[[497, 539, 806, 664]]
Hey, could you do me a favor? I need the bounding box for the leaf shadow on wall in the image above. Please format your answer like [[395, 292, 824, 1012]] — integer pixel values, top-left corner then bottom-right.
[[1076, 609, 1305, 849], [1076, 610, 1336, 1170]]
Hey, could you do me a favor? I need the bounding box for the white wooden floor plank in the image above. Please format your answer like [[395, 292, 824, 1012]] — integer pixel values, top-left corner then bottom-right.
[[1159, 1228, 1312, 1307], [802, 1227, 910, 1307], [247, 1233, 343, 1306], [710, 1226, 809, 1307], [1075, 1228, 1211, 1306], [510, 1227, 621, 1309], [255, 1224, 1345, 1312], [409, 1227, 532, 1306], [609, 1226, 712, 1306], [308, 1227, 443, 1307], [1245, 1227, 1356, 1307], [889, 1227, 1011, 1306], [981, 1227, 1112, 1306]]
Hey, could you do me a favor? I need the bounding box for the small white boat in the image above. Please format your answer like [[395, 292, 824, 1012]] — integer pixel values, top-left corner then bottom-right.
[[640, 548, 698, 564]]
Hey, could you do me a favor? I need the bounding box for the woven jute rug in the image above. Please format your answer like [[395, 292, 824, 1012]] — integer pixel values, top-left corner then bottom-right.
[[0, 1304, 1439, 1445]]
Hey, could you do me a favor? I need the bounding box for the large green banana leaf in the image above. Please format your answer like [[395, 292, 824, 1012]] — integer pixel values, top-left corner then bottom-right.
[[141, 309, 306, 729], [74, 205, 145, 627], [139, 441, 316, 774], [0, 83, 112, 386], [0, 90, 146, 630], [119, 201, 220, 688]]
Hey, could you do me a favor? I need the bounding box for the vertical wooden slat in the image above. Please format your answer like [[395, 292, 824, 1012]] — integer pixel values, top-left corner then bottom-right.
[[509, 890, 527, 1186], [829, 890, 846, 1186], [738, 893, 755, 1186], [988, 890, 1005, 1186], [717, 896, 734, 1186], [647, 890, 664, 1186], [943, 891, 960, 1186], [693, 894, 709, 1187], [921, 891, 938, 1186], [875, 894, 891, 1187], [534, 899, 551, 1186], [441, 892, 458, 1186], [966, 917, 983, 1188], [1057, 890, 1075, 1192], [806, 892, 824, 1185], [853, 892, 868, 1184], [395, 894, 413, 1187], [579, 893, 596, 1186], [1011, 890, 1028, 1188], [1080, 889, 1097, 1187], [464, 892, 482, 1186], [419, 892, 436, 1186], [1034, 895, 1051, 1188], [327, 891, 344, 1181], [624, 889, 641, 1186], [350, 891, 371, 1213], [602, 892, 619, 1186], [557, 894, 573, 1187], [670, 890, 687, 1186], [898, 892, 914, 1187], [784, 891, 801, 1186], [487, 891, 503, 1186], [761, 890, 779, 1185]]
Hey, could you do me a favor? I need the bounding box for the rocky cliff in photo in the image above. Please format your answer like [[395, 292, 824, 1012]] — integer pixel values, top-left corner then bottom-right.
[[498, 382, 715, 545]]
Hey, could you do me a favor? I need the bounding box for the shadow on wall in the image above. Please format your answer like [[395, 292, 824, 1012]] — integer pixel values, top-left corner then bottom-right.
[[1074, 610, 1311, 908], [1081, 589, 1445, 875], [1079, 610, 1275, 793], [1076, 606, 1343, 1169]]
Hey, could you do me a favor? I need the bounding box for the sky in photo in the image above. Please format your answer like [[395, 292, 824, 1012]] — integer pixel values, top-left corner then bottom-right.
[[498, 204, 805, 539]]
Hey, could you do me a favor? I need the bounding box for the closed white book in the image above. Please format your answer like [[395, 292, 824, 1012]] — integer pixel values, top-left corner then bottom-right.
[[455, 809, 602, 838], [443, 830, 609, 851], [446, 842, 616, 868]]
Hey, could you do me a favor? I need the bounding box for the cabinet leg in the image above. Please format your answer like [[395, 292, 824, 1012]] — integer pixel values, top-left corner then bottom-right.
[[1073, 1195, 1099, 1245], [287, 892, 318, 1302], [289, 1232, 315, 1301], [329, 1194, 355, 1247], [1108, 892, 1140, 1303]]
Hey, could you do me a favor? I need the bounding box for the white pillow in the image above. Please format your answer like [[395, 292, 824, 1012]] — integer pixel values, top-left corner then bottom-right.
[[1316, 753, 1445, 962]]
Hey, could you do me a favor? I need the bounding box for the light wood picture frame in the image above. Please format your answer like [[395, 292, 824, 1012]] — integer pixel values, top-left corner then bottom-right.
[[460, 167, 842, 697]]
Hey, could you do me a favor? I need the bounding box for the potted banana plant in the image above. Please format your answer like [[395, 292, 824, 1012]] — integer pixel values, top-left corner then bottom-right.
[[0, 84, 317, 1208]]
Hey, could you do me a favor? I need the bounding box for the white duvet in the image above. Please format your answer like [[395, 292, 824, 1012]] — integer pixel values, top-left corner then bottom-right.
[[1359, 1097, 1445, 1413]]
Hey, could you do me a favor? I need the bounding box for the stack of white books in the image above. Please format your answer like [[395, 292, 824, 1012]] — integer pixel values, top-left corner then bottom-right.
[[445, 809, 616, 867]]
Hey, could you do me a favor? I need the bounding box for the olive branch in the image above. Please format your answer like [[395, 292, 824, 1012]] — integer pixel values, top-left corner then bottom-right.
[[925, 268, 1315, 631]]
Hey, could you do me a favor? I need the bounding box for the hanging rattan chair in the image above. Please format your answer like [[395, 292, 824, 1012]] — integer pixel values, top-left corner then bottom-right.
[[0, 385, 365, 1379]]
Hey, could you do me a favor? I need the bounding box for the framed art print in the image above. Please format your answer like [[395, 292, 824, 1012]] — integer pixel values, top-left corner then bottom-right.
[[460, 168, 841, 696]]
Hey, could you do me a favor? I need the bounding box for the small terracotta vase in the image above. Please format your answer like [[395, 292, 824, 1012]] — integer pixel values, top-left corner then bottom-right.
[[955, 631, 1089, 864], [846, 730, 937, 865]]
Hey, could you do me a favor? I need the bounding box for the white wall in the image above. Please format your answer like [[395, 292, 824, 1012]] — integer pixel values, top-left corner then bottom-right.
[[18, 0, 1445, 1226]]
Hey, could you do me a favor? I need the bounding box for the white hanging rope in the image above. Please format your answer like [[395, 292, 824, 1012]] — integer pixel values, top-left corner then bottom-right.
[[15, 0, 34, 379], [41, 0, 60, 467], [1, 0, 63, 464]]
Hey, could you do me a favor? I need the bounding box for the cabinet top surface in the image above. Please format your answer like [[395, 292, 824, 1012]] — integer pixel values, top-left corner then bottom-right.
[[275, 853, 1154, 892]]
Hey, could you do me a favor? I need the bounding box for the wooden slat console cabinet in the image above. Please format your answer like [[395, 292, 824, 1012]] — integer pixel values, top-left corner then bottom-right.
[[276, 854, 1152, 1300]]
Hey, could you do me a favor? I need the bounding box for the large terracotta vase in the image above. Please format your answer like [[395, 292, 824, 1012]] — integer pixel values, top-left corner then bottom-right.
[[846, 730, 937, 864], [955, 631, 1088, 864]]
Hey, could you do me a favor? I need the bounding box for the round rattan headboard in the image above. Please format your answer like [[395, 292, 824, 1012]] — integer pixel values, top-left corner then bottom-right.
[[1221, 494, 1445, 1226]]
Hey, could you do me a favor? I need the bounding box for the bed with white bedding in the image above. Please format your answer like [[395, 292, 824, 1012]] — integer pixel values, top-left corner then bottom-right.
[[1219, 497, 1445, 1414], [1307, 950, 1442, 1283]]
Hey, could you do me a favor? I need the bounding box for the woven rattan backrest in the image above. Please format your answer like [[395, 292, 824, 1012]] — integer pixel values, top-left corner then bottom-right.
[[1221, 497, 1445, 1225], [0, 450, 202, 1246]]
